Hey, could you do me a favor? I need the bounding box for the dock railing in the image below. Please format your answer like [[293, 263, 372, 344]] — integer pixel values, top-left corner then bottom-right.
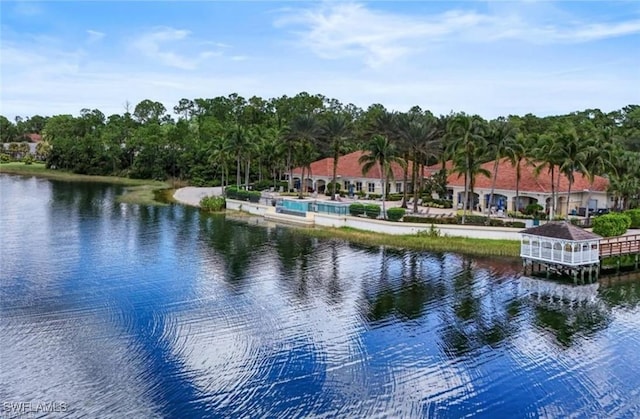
[[599, 234, 640, 258]]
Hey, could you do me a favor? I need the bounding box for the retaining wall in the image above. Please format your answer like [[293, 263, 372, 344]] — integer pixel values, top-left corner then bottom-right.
[[226, 199, 522, 240]]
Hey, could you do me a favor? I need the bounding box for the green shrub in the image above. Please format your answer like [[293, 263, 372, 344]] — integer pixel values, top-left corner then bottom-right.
[[252, 180, 273, 191], [592, 213, 632, 237], [386, 207, 406, 221], [190, 177, 221, 187], [488, 218, 505, 227], [22, 154, 34, 165], [404, 216, 457, 224], [225, 186, 239, 199], [524, 203, 544, 216], [460, 215, 489, 225], [237, 189, 250, 201], [507, 211, 533, 219], [364, 204, 381, 219], [367, 193, 382, 200], [248, 190, 261, 203], [422, 197, 454, 208], [417, 224, 441, 238], [349, 203, 365, 216], [387, 193, 404, 202], [504, 221, 526, 228], [623, 209, 640, 228], [0, 153, 10, 163], [325, 182, 342, 196], [200, 196, 226, 212]]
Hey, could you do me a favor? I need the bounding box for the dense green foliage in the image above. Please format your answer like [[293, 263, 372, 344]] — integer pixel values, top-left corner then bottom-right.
[[592, 213, 632, 237], [349, 203, 365, 216], [623, 209, 640, 228], [386, 207, 406, 221], [225, 186, 261, 202], [200, 196, 226, 212], [2, 96, 638, 213], [403, 215, 526, 228], [364, 204, 381, 219]]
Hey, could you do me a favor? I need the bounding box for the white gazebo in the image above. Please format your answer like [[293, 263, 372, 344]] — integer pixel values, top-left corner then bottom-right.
[[520, 221, 601, 282]]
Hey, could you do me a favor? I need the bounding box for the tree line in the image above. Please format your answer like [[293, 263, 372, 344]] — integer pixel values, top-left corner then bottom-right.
[[1, 93, 638, 216]]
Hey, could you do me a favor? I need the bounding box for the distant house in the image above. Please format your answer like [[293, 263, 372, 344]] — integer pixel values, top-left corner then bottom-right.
[[425, 159, 610, 214], [289, 151, 420, 195], [25, 133, 43, 143]]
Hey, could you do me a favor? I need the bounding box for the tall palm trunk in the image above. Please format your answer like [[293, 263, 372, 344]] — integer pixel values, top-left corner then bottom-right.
[[245, 159, 250, 189], [331, 151, 339, 201], [555, 167, 561, 217], [236, 156, 241, 187], [566, 176, 573, 219], [286, 149, 292, 192], [515, 159, 521, 212], [299, 166, 305, 199], [412, 158, 420, 214], [380, 162, 386, 220], [487, 158, 500, 222], [549, 166, 555, 220], [462, 171, 469, 225], [401, 152, 409, 208], [585, 180, 594, 222]]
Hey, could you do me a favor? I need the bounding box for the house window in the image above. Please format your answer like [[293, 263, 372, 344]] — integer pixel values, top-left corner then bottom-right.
[[344, 181, 350, 190], [368, 183, 375, 193], [356, 182, 362, 192], [395, 183, 402, 193]]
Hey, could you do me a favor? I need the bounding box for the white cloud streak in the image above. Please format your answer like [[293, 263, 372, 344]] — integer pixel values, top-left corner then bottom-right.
[[276, 2, 640, 67], [86, 30, 105, 44], [131, 27, 220, 70]]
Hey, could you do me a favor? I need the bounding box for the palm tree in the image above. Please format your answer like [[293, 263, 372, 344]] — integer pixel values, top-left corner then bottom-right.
[[506, 132, 530, 213], [359, 134, 406, 220], [533, 133, 564, 219], [209, 136, 232, 188], [396, 112, 442, 213], [288, 114, 321, 198], [583, 134, 615, 220], [228, 124, 251, 187], [322, 112, 354, 200], [555, 125, 589, 218], [446, 114, 487, 224], [485, 118, 517, 221], [260, 127, 286, 188]]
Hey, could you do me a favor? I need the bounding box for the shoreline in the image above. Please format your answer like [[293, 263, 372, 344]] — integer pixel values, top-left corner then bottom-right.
[[0, 170, 554, 258], [0, 163, 170, 205], [171, 186, 522, 257]]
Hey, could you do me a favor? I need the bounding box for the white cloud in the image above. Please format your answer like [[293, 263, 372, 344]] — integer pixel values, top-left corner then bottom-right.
[[276, 2, 640, 68], [86, 30, 105, 44], [12, 1, 43, 17], [131, 27, 220, 70]]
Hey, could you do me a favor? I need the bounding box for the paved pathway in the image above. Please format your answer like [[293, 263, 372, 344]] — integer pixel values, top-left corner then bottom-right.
[[173, 187, 223, 207]]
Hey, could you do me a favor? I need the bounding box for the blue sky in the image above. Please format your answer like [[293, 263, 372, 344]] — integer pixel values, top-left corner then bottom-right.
[[1, 1, 639, 120]]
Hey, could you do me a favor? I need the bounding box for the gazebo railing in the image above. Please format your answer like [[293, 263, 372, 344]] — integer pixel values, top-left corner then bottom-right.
[[521, 245, 599, 265]]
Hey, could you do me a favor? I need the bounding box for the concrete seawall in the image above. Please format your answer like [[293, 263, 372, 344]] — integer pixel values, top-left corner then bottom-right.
[[223, 198, 522, 240]]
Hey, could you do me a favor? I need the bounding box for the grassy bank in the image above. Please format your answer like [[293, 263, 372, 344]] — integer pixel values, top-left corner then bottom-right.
[[292, 226, 520, 257], [1, 162, 170, 205]]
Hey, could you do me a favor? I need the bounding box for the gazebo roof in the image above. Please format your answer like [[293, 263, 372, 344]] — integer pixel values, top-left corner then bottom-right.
[[521, 221, 601, 241]]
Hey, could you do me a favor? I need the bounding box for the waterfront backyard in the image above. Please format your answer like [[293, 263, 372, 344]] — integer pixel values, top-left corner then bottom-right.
[[2, 174, 640, 418]]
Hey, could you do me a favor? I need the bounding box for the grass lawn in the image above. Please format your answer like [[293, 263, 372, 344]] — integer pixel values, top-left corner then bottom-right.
[[296, 226, 521, 257], [1, 162, 171, 205]]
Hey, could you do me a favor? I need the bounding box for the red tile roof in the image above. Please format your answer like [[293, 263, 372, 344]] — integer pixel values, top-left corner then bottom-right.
[[25, 133, 42, 142], [426, 159, 609, 193], [291, 151, 413, 180]]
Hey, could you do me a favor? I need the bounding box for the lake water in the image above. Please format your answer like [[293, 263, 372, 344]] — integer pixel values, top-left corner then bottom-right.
[[1, 174, 639, 418]]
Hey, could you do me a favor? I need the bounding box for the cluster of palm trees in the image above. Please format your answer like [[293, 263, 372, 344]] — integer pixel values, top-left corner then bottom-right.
[[8, 95, 639, 215]]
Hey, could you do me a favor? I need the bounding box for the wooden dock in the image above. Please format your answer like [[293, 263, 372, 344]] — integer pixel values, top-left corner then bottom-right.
[[600, 234, 640, 257], [599, 234, 640, 273]]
